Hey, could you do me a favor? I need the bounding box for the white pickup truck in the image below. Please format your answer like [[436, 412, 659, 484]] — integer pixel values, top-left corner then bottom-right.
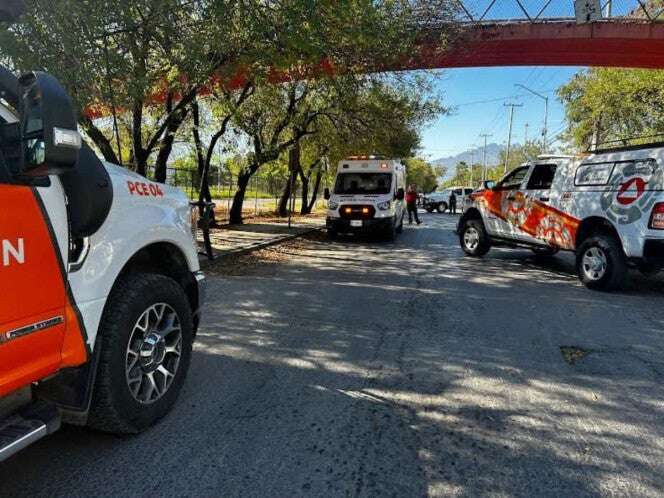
[[0, 66, 204, 460], [457, 146, 664, 290]]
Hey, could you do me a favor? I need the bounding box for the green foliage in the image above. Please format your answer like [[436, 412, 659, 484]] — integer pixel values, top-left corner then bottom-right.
[[558, 68, 664, 150], [497, 141, 546, 173], [404, 157, 438, 193]]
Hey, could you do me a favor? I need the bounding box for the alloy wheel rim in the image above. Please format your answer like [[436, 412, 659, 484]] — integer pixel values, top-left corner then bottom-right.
[[582, 247, 608, 281], [125, 303, 182, 404], [464, 227, 480, 250]]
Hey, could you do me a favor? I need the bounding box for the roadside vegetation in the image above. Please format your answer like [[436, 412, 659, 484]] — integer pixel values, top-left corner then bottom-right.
[[0, 0, 460, 224]]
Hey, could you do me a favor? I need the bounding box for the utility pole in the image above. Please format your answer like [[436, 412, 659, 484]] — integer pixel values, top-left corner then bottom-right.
[[480, 134, 492, 182], [515, 83, 549, 153], [604, 0, 612, 17], [503, 103, 522, 174]]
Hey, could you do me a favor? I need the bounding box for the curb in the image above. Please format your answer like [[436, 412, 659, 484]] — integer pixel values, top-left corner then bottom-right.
[[199, 226, 323, 266]]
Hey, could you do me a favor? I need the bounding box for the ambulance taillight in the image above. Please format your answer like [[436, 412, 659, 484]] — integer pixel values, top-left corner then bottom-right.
[[649, 203, 664, 229]]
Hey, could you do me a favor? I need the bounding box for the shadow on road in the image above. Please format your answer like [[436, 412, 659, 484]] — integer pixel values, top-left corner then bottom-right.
[[1, 214, 663, 497]]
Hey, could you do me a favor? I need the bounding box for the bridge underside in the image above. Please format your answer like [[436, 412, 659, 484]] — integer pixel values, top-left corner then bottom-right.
[[410, 21, 664, 70]]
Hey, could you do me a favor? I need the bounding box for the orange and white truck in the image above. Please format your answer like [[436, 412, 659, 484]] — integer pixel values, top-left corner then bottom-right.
[[458, 145, 664, 290], [0, 66, 204, 459]]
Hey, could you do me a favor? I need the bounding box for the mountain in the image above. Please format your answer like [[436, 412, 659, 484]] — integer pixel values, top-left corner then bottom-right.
[[432, 143, 503, 182]]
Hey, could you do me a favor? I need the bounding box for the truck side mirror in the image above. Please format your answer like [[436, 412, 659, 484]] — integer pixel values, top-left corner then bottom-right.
[[324, 187, 330, 200], [17, 71, 81, 177], [395, 188, 405, 200]]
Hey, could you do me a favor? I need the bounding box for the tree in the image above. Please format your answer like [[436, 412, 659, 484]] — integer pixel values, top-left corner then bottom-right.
[[558, 68, 664, 150], [0, 0, 245, 179], [405, 157, 438, 193], [190, 82, 254, 224], [497, 141, 546, 173]]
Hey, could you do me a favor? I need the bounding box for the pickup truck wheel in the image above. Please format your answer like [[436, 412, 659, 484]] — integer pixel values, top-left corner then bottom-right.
[[88, 273, 193, 434], [460, 219, 490, 257], [327, 228, 338, 240], [576, 234, 627, 291], [437, 203, 447, 214]]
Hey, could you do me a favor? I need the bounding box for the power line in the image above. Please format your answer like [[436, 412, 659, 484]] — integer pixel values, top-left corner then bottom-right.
[[453, 89, 557, 108]]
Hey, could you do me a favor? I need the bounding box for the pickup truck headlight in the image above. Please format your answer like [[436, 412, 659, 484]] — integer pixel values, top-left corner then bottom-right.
[[328, 200, 339, 210], [377, 200, 391, 211]]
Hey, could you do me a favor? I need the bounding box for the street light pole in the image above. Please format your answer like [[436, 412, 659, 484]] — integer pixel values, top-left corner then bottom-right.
[[503, 103, 522, 174], [515, 83, 549, 153], [480, 134, 492, 182]]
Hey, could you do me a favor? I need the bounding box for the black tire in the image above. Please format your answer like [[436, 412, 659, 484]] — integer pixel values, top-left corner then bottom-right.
[[531, 246, 559, 258], [459, 218, 491, 257], [327, 228, 337, 240], [437, 202, 447, 214], [88, 273, 193, 434], [576, 233, 627, 291]]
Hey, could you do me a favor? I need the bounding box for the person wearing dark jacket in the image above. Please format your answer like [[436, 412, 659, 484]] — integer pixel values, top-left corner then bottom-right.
[[406, 185, 421, 224], [449, 191, 457, 214]]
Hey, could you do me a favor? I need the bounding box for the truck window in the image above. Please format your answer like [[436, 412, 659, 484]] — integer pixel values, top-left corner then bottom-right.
[[453, 188, 462, 195], [334, 172, 392, 195], [497, 166, 529, 190], [575, 162, 614, 186], [464, 188, 473, 195], [526, 164, 557, 190]]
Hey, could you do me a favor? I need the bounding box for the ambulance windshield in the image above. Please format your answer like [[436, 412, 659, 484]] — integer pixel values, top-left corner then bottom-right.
[[334, 173, 392, 195]]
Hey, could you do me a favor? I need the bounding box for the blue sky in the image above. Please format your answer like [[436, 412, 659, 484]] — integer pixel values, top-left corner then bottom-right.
[[420, 66, 584, 160]]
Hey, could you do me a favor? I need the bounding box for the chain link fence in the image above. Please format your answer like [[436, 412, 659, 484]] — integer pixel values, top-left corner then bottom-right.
[[146, 165, 328, 222]]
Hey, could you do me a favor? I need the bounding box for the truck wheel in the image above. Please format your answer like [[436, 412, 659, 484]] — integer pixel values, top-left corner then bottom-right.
[[576, 234, 627, 291], [327, 228, 337, 240], [88, 273, 193, 434], [460, 219, 490, 257], [437, 203, 447, 214]]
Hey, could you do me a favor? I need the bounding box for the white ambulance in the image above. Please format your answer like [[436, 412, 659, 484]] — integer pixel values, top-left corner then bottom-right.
[[457, 144, 664, 290], [324, 156, 406, 240], [0, 67, 203, 459]]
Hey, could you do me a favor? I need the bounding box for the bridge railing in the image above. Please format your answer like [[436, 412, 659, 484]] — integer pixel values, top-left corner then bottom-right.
[[453, 0, 664, 23]]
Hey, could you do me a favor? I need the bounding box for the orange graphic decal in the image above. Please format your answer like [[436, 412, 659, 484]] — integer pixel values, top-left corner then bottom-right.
[[0, 186, 88, 397]]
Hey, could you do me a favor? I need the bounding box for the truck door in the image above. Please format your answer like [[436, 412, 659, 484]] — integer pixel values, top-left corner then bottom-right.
[[0, 173, 75, 397], [484, 165, 531, 238], [516, 163, 558, 245]]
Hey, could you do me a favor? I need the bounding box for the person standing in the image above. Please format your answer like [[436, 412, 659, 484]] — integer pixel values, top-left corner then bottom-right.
[[406, 184, 421, 225], [449, 191, 457, 214]]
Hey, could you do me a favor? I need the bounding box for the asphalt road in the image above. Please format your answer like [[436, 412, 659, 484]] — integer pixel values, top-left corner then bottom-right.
[[2, 213, 664, 497]]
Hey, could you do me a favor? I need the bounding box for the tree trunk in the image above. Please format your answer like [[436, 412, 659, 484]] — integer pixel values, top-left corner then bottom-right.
[[305, 166, 323, 214], [278, 144, 301, 216], [278, 170, 297, 217], [154, 106, 189, 183], [299, 171, 309, 215], [79, 116, 120, 164], [229, 170, 252, 225]]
